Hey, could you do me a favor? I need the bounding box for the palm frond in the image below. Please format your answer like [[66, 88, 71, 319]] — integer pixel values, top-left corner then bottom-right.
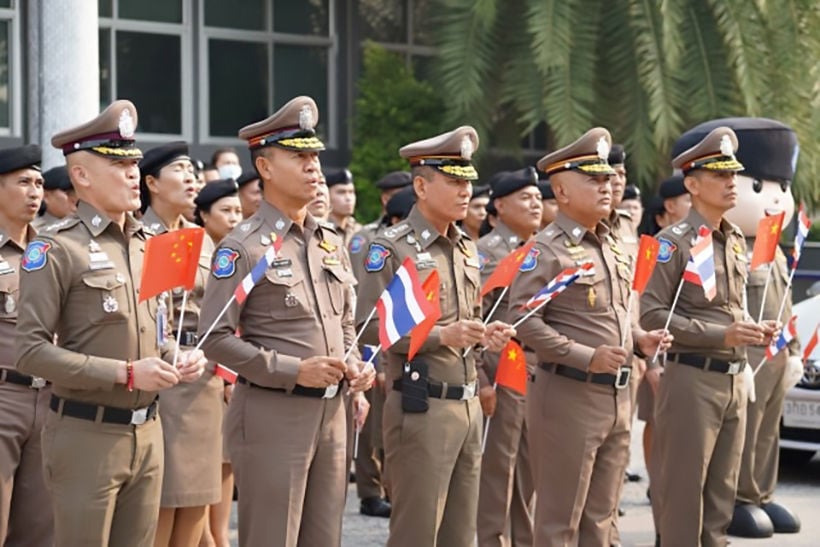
[[525, 0, 574, 76]]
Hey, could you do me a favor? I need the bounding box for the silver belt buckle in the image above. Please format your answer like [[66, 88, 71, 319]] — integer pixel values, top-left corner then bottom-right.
[[130, 407, 149, 425], [615, 367, 631, 390], [460, 382, 477, 400], [30, 376, 46, 389], [323, 384, 339, 399], [727, 361, 742, 375]]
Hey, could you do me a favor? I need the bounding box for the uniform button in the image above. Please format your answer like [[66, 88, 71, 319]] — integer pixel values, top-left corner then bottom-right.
[[140, 326, 146, 333]]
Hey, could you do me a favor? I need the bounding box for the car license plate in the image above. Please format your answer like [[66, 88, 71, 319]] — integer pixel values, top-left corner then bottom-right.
[[783, 400, 820, 429]]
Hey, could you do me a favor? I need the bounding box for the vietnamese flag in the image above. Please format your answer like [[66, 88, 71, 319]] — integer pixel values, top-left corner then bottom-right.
[[480, 240, 536, 297], [140, 227, 205, 302], [407, 270, 441, 361], [632, 235, 660, 294], [495, 339, 527, 395], [750, 211, 785, 270]]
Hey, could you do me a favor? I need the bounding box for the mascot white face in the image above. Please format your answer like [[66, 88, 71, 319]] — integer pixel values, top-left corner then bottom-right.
[[724, 175, 795, 236]]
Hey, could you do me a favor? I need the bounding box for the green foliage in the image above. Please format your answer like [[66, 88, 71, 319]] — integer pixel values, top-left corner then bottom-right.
[[349, 42, 445, 223], [431, 0, 820, 204]]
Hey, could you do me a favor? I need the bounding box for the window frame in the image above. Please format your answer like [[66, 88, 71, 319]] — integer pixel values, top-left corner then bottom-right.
[[198, 0, 338, 148], [0, 4, 21, 136], [99, 0, 193, 142]]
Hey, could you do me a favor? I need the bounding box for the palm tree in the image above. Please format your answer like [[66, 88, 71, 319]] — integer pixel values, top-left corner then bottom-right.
[[433, 0, 820, 205]]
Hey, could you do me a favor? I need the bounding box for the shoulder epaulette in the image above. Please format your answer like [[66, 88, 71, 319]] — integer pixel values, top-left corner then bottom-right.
[[381, 222, 412, 240], [42, 216, 81, 234], [233, 216, 264, 241]]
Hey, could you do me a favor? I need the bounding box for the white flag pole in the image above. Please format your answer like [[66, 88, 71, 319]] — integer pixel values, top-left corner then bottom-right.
[[194, 295, 237, 352], [650, 278, 685, 365], [171, 290, 188, 368]]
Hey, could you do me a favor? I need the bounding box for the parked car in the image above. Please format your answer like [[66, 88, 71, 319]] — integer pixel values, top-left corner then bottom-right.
[[779, 290, 820, 464]]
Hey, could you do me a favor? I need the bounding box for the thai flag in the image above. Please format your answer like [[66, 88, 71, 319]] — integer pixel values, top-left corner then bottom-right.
[[792, 204, 811, 269], [521, 262, 594, 310], [683, 225, 716, 301], [766, 315, 798, 360], [375, 257, 435, 350], [803, 322, 819, 363], [234, 236, 282, 305]]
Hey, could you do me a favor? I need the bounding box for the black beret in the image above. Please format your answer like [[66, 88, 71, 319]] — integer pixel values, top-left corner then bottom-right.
[[538, 181, 555, 200], [139, 141, 189, 178], [375, 171, 412, 190], [195, 178, 239, 212], [43, 166, 72, 191], [236, 170, 260, 187], [488, 167, 538, 200], [608, 143, 626, 165], [385, 186, 416, 221], [324, 168, 353, 187], [671, 118, 798, 183], [658, 174, 687, 199], [0, 144, 42, 175], [622, 184, 641, 201], [485, 198, 497, 216], [471, 184, 491, 199]]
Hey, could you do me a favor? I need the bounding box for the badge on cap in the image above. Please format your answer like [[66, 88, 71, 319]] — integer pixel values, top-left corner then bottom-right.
[[299, 105, 314, 130], [720, 134, 734, 157], [349, 234, 365, 255], [596, 137, 610, 160], [656, 237, 676, 264], [519, 247, 540, 272], [119, 109, 135, 138], [365, 243, 390, 273], [212, 247, 240, 279], [21, 241, 51, 272], [460, 136, 474, 160]]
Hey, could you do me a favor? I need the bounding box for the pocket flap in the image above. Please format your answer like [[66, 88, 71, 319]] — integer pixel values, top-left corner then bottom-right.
[[82, 273, 126, 291]]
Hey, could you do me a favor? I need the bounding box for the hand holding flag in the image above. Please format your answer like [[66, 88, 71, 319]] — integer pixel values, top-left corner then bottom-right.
[[765, 315, 797, 361]]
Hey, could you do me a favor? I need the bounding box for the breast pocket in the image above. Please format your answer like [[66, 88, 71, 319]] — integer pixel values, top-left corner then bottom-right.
[[563, 270, 606, 311], [323, 266, 355, 316], [264, 269, 314, 320], [81, 272, 131, 324], [463, 260, 482, 312]]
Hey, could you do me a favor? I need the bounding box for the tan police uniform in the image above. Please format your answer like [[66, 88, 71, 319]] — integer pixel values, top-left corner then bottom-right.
[[31, 211, 60, 232], [15, 101, 177, 547], [198, 96, 359, 547], [141, 207, 223, 508], [356, 126, 485, 547], [0, 145, 54, 546], [640, 127, 749, 547], [737, 245, 797, 505], [509, 128, 636, 547], [476, 220, 535, 547]]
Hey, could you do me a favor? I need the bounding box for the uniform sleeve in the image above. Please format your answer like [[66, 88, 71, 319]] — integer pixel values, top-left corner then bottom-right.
[[341, 248, 361, 367], [508, 243, 596, 371], [198, 241, 301, 391], [640, 235, 727, 350], [16, 238, 121, 389], [356, 240, 443, 354]]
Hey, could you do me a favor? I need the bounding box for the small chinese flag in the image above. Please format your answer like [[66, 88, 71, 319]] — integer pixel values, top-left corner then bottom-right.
[[632, 235, 660, 294], [480, 240, 536, 297], [140, 227, 205, 302], [407, 270, 441, 361], [495, 339, 527, 395], [750, 211, 785, 270], [214, 364, 238, 384]]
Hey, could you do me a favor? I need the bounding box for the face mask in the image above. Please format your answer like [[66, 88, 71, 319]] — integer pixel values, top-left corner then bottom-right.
[[218, 164, 242, 181]]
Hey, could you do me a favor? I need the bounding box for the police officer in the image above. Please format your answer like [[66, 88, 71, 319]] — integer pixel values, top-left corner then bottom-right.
[[198, 96, 374, 547], [15, 100, 207, 546], [476, 167, 542, 547], [509, 128, 669, 546], [32, 165, 76, 231], [356, 126, 515, 547], [236, 170, 262, 219], [325, 168, 361, 246], [0, 144, 52, 546], [641, 126, 778, 547]]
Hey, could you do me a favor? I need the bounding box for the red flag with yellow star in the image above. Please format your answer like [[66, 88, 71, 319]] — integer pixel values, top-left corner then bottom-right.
[[750, 211, 785, 270], [407, 270, 441, 361], [480, 240, 536, 297], [495, 339, 527, 395], [139, 227, 205, 302], [632, 235, 660, 294]]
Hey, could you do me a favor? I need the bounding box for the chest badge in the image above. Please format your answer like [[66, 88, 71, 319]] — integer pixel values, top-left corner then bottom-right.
[[319, 239, 337, 253], [103, 294, 119, 313], [587, 287, 597, 308], [4, 294, 14, 314]]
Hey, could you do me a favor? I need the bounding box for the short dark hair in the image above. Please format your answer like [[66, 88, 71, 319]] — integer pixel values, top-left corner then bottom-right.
[[211, 147, 238, 166], [410, 165, 436, 183]]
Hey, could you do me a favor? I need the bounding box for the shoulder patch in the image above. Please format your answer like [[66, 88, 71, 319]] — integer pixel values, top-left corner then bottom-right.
[[349, 234, 366, 254], [212, 247, 240, 279], [365, 243, 391, 273], [21, 241, 52, 272], [656, 238, 677, 263], [382, 223, 411, 240], [519, 247, 540, 272], [478, 251, 490, 271]]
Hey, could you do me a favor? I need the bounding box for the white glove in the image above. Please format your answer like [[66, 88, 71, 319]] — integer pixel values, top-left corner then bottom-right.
[[742, 363, 756, 404], [783, 356, 804, 390]]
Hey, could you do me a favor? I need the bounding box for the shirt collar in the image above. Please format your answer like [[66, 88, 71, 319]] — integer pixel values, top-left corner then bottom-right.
[[554, 211, 609, 245], [407, 205, 464, 250]]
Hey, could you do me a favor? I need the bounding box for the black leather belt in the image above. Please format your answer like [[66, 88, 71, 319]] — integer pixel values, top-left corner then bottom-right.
[[179, 330, 199, 347], [668, 353, 743, 375], [49, 395, 158, 425], [0, 368, 48, 389], [392, 378, 478, 400], [538, 363, 632, 389], [237, 376, 341, 399]]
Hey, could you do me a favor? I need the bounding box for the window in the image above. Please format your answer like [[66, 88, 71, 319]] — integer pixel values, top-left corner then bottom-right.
[[99, 1, 192, 138], [0, 1, 19, 135], [200, 0, 335, 145], [358, 0, 435, 79]]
